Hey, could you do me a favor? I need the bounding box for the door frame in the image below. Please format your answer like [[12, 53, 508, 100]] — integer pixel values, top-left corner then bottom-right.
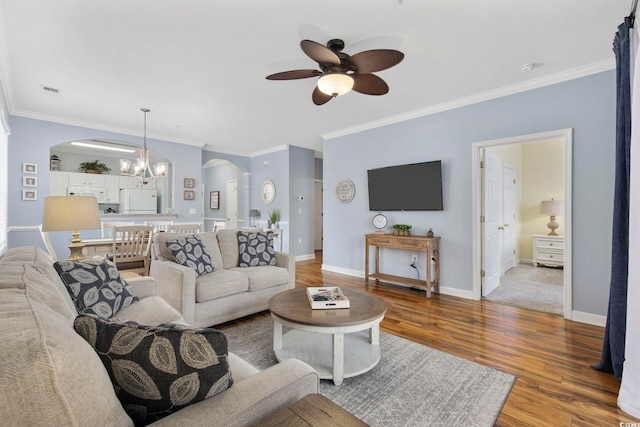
[[471, 128, 573, 319]]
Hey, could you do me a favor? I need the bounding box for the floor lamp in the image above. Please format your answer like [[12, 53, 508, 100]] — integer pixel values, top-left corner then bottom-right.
[[41, 196, 101, 260]]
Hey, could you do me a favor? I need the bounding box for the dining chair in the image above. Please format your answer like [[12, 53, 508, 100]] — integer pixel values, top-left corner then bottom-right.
[[213, 221, 226, 232], [146, 220, 173, 233], [38, 224, 58, 261], [169, 223, 202, 234], [111, 225, 154, 276], [101, 221, 135, 238]]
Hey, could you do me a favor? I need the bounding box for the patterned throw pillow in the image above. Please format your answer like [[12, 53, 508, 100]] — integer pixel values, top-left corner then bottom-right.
[[237, 230, 276, 267], [74, 315, 233, 425], [165, 234, 214, 277], [54, 256, 139, 319]]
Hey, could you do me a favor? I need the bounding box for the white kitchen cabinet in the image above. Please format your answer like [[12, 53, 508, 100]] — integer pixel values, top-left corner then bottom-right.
[[49, 171, 68, 196], [68, 172, 106, 187], [119, 175, 156, 190], [532, 235, 564, 268], [104, 175, 120, 203]]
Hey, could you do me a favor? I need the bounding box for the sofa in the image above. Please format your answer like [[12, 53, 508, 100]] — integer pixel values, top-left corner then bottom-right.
[[0, 246, 318, 426], [151, 229, 294, 327]]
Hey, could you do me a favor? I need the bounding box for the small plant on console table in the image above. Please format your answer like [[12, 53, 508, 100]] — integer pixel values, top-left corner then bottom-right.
[[392, 224, 412, 236], [268, 209, 280, 229]]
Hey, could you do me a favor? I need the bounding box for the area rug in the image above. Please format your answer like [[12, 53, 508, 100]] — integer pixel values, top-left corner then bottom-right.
[[486, 263, 563, 315], [223, 317, 515, 427]]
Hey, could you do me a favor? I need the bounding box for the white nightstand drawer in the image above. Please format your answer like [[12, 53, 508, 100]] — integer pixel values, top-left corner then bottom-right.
[[535, 250, 563, 263], [535, 238, 564, 250]]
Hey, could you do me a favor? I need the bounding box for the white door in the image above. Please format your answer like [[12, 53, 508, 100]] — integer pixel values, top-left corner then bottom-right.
[[502, 164, 516, 273], [482, 150, 502, 296], [226, 180, 238, 229], [314, 181, 323, 250]]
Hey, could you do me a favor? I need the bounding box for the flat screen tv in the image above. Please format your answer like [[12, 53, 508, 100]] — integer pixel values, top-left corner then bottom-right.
[[367, 160, 443, 211]]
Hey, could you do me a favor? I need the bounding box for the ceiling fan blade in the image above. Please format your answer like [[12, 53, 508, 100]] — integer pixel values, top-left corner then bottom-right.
[[350, 49, 404, 73], [312, 87, 333, 105], [352, 74, 389, 95], [301, 40, 340, 65], [266, 69, 322, 80]]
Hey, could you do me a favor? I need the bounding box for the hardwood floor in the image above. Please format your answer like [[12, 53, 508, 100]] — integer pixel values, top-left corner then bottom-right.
[[221, 252, 638, 426]]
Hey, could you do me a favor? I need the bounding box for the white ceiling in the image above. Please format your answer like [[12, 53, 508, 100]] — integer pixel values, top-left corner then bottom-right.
[[0, 1, 631, 156]]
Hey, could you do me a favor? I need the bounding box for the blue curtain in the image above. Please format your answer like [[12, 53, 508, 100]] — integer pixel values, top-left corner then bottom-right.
[[593, 17, 633, 379]]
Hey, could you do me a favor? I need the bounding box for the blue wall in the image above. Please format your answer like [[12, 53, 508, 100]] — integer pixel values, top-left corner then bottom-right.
[[289, 146, 315, 257], [7, 115, 203, 253], [323, 70, 616, 317]]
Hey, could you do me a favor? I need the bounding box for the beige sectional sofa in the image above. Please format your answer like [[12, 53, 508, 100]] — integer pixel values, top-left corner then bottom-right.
[[0, 246, 318, 426], [151, 229, 294, 327]]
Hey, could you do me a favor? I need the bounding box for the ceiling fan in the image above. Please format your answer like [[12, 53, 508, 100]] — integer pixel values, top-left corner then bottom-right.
[[265, 39, 404, 105]]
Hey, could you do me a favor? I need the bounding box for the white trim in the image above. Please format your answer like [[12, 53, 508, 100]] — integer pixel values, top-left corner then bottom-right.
[[323, 60, 613, 141], [322, 264, 364, 277], [8, 225, 40, 232], [571, 311, 606, 327], [471, 128, 573, 320], [295, 254, 316, 261]]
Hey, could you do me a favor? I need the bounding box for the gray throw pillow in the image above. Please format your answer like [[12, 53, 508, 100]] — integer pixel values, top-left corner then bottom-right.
[[54, 256, 138, 319], [165, 234, 214, 276], [74, 314, 233, 425], [237, 230, 276, 267]]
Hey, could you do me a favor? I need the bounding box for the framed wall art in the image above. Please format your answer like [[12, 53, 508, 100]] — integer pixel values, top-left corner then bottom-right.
[[22, 189, 37, 201], [184, 178, 195, 188], [23, 176, 37, 187], [22, 163, 38, 174], [184, 190, 195, 201], [210, 191, 220, 209]]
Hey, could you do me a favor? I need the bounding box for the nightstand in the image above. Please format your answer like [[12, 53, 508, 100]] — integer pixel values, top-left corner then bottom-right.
[[532, 235, 564, 267]]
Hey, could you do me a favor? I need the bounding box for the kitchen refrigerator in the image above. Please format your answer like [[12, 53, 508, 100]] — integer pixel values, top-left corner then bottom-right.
[[119, 189, 157, 214]]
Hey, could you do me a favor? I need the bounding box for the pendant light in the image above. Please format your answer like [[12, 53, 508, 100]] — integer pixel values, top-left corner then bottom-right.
[[120, 108, 168, 185]]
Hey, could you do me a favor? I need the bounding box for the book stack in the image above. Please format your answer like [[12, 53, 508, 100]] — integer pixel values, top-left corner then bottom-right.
[[306, 287, 350, 310]]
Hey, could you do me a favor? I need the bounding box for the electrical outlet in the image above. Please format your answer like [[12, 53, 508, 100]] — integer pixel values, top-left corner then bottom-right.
[[412, 254, 417, 263]]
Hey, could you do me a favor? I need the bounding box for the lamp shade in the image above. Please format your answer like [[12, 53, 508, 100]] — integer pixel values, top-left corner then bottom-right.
[[42, 196, 101, 232], [317, 73, 354, 97], [539, 199, 563, 216], [249, 209, 260, 218]]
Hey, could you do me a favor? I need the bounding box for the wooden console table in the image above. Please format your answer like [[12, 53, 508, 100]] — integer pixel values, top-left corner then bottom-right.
[[365, 233, 440, 298]]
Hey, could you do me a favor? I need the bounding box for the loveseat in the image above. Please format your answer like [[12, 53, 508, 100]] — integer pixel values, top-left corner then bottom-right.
[[0, 246, 318, 426], [151, 229, 294, 327]]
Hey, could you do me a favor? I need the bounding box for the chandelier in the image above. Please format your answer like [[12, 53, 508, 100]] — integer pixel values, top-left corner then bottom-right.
[[120, 108, 168, 185]]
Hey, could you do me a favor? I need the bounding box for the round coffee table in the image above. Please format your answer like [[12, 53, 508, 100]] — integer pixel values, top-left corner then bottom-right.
[[269, 287, 386, 386]]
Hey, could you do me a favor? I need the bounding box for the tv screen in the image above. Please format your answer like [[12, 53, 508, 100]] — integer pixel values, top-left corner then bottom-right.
[[367, 160, 443, 211]]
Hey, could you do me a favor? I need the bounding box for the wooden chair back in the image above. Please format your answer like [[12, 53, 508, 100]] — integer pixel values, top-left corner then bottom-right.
[[111, 225, 153, 275], [146, 220, 173, 233], [102, 221, 135, 238], [170, 223, 202, 234], [213, 221, 226, 232]]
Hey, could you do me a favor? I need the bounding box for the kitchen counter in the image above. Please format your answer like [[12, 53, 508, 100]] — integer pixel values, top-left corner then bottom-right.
[[100, 214, 177, 220]]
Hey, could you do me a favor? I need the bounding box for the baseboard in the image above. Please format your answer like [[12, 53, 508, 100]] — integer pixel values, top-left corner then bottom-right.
[[321, 264, 474, 299], [295, 253, 316, 262], [571, 310, 606, 327]]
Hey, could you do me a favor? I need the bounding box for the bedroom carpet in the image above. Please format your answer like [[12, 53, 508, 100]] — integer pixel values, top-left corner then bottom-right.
[[223, 316, 515, 427], [486, 263, 563, 315]]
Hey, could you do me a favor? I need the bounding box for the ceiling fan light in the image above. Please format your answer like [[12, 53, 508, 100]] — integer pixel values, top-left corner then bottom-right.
[[317, 73, 354, 97]]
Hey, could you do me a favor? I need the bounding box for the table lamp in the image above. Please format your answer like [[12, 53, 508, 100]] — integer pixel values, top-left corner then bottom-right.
[[539, 198, 563, 236], [42, 196, 101, 260], [249, 209, 260, 227]]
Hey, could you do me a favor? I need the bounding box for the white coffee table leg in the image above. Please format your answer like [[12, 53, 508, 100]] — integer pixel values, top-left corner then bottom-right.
[[332, 333, 345, 386], [273, 319, 283, 351], [369, 324, 380, 345]]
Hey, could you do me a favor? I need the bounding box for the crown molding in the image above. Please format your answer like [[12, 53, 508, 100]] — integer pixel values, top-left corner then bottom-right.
[[322, 59, 615, 141]]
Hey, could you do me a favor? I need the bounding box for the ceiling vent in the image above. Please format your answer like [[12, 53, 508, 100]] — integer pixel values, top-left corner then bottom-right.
[[39, 85, 61, 95]]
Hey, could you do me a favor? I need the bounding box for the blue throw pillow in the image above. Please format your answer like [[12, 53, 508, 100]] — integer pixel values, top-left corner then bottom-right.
[[74, 314, 233, 425], [165, 234, 214, 277], [237, 230, 277, 267], [54, 256, 139, 319]]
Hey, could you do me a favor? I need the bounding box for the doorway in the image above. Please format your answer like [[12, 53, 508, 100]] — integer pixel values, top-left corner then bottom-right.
[[472, 129, 573, 319]]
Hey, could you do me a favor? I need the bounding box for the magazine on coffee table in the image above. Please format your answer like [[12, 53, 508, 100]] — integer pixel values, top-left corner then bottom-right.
[[306, 286, 350, 309]]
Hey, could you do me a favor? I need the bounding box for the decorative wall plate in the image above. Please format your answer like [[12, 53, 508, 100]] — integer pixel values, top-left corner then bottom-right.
[[336, 180, 356, 203]]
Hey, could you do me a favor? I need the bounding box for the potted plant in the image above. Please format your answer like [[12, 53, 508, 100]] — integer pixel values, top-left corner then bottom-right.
[[79, 160, 110, 174], [268, 209, 280, 229], [392, 224, 412, 236]]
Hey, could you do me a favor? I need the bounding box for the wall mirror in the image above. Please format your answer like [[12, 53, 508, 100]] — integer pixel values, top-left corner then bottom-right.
[[261, 180, 276, 204]]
